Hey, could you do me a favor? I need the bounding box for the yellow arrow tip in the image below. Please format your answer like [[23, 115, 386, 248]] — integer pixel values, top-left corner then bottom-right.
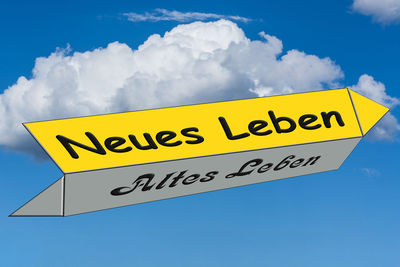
[[348, 89, 389, 136]]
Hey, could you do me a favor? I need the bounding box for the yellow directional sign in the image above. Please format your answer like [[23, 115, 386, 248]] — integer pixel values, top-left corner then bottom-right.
[[12, 88, 388, 216], [25, 88, 385, 173]]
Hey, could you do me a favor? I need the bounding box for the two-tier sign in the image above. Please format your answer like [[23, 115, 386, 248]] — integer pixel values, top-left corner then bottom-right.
[[11, 88, 389, 216]]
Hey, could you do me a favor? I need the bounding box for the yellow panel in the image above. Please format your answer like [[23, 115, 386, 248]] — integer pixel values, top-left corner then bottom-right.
[[25, 88, 363, 173], [349, 90, 389, 135]]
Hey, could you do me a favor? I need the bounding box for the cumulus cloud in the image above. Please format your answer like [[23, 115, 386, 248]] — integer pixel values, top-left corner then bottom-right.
[[349, 74, 399, 108], [0, 19, 398, 159], [352, 0, 400, 24], [349, 74, 400, 141], [122, 9, 251, 23]]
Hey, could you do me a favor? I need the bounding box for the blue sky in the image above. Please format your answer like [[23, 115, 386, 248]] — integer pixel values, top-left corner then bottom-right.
[[1, 0, 400, 266]]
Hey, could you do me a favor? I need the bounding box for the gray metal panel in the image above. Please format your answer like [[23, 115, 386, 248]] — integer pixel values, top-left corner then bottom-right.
[[10, 177, 64, 217], [64, 138, 361, 216]]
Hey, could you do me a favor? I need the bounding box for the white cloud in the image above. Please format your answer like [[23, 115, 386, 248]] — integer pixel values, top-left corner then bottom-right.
[[352, 0, 400, 24], [361, 167, 381, 177], [349, 74, 399, 108], [0, 19, 398, 159], [349, 74, 400, 141], [122, 9, 251, 23]]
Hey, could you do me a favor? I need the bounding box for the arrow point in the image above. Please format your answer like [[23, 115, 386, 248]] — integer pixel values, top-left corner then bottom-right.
[[348, 89, 389, 136], [10, 177, 64, 217]]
